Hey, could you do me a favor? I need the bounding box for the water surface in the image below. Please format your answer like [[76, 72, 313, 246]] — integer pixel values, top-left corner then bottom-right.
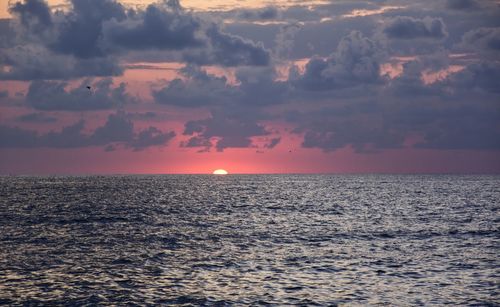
[[0, 175, 498, 305]]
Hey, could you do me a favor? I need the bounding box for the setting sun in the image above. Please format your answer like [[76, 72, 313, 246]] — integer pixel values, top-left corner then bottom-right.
[[213, 169, 228, 175]]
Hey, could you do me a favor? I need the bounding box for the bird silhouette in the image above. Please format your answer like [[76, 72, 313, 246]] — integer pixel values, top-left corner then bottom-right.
[[86, 86, 91, 90]]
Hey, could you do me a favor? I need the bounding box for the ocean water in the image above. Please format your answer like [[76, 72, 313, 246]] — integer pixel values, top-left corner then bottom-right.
[[0, 175, 498, 305]]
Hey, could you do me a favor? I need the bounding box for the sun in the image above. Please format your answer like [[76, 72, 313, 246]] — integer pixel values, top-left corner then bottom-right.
[[213, 169, 228, 175]]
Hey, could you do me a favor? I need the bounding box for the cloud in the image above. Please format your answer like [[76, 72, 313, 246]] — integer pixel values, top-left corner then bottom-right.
[[153, 65, 235, 108], [0, 125, 38, 148], [414, 105, 500, 150], [16, 112, 57, 123], [0, 113, 175, 149], [153, 65, 287, 108], [0, 45, 123, 80], [459, 27, 500, 56], [183, 25, 271, 66], [383, 16, 447, 40], [183, 109, 270, 151], [8, 0, 52, 34], [130, 127, 176, 151], [49, 0, 127, 58], [90, 113, 134, 145], [445, 0, 480, 10], [4, 0, 271, 81], [288, 103, 406, 153], [264, 137, 281, 149], [25, 78, 136, 111], [292, 31, 385, 91], [388, 60, 444, 98], [446, 61, 500, 94], [236, 7, 279, 20], [103, 3, 203, 51]]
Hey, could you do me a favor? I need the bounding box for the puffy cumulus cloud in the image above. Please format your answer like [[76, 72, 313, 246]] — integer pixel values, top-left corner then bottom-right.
[[292, 31, 385, 91], [286, 53, 500, 153], [8, 0, 52, 35], [234, 66, 289, 105], [3, 0, 271, 81], [49, 0, 127, 58], [0, 113, 175, 150], [387, 60, 445, 98], [102, 3, 203, 51], [182, 109, 271, 151], [153, 65, 288, 108], [383, 16, 447, 40], [25, 78, 136, 111], [183, 25, 270, 66]]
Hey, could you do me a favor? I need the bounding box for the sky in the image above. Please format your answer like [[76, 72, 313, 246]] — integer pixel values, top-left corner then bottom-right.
[[0, 0, 499, 174]]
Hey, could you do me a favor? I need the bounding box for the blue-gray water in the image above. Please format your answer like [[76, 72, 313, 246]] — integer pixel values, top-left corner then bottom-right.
[[0, 175, 498, 305]]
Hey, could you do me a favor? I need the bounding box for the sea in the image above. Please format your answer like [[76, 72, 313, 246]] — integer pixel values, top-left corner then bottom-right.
[[0, 175, 498, 305]]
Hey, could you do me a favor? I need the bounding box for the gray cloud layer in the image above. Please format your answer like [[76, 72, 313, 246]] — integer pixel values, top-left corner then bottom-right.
[[0, 113, 175, 150]]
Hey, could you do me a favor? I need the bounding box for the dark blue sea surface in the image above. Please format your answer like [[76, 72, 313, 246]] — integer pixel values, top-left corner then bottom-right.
[[0, 175, 498, 305]]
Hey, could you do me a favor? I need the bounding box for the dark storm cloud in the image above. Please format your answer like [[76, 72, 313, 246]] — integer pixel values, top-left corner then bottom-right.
[[0, 113, 175, 149], [383, 16, 447, 40], [16, 112, 57, 123], [25, 78, 136, 111]]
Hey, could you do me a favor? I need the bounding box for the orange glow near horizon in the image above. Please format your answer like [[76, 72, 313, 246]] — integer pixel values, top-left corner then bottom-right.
[[213, 169, 228, 175]]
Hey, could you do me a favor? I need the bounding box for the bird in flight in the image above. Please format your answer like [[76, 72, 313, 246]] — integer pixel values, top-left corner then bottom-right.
[[86, 86, 91, 90]]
